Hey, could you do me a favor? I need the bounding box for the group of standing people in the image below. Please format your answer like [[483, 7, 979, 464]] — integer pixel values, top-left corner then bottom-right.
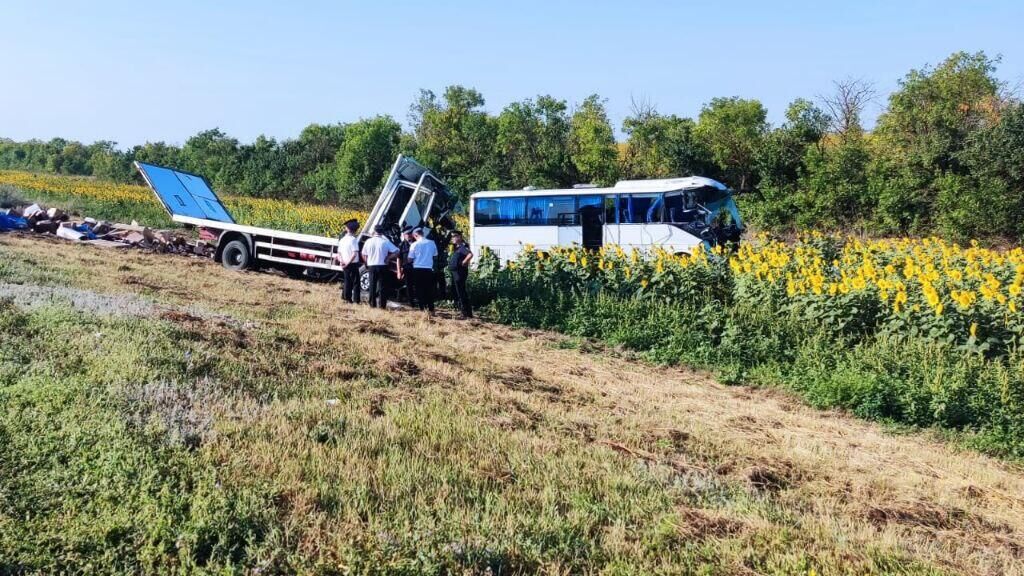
[[336, 219, 474, 318]]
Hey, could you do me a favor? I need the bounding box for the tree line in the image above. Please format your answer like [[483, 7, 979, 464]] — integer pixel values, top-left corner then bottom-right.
[[2, 51, 1022, 241]]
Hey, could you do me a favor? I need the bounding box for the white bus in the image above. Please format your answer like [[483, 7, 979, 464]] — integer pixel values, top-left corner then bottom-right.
[[469, 176, 744, 262]]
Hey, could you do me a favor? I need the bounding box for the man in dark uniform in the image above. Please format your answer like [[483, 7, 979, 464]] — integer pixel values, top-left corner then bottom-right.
[[337, 219, 361, 303], [448, 231, 473, 318], [398, 226, 416, 305]]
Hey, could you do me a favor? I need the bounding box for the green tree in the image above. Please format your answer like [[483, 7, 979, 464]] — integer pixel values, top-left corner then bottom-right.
[[334, 116, 402, 203], [938, 101, 1024, 240], [408, 86, 500, 200], [276, 123, 347, 202], [131, 141, 183, 171], [794, 134, 871, 229], [751, 99, 830, 228], [181, 129, 242, 191], [495, 95, 575, 188], [872, 51, 1004, 233], [695, 97, 768, 192], [235, 135, 289, 197], [87, 141, 133, 182], [620, 100, 716, 180], [567, 95, 618, 186]]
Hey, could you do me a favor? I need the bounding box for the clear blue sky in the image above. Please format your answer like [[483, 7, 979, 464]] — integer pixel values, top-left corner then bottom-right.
[[4, 0, 1023, 147]]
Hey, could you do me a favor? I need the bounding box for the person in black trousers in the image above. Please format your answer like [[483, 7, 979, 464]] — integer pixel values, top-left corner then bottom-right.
[[337, 219, 361, 303], [448, 231, 473, 318], [407, 228, 437, 313], [361, 225, 400, 308], [398, 227, 417, 306]]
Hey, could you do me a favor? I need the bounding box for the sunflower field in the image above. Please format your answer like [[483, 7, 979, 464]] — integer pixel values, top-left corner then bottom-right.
[[473, 235, 1024, 457], [0, 170, 366, 237]]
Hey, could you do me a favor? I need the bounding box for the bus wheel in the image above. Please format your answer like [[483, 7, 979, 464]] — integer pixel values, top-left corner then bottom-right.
[[221, 240, 251, 271]]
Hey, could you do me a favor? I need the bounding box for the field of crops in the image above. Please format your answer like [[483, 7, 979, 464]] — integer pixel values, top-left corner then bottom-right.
[[0, 171, 367, 237], [487, 234, 1024, 354], [474, 236, 1024, 457]]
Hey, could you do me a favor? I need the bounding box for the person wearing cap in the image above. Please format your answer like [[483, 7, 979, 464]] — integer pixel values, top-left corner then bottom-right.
[[361, 224, 400, 308], [398, 226, 417, 306], [407, 227, 438, 313], [448, 231, 473, 318], [337, 219, 362, 304]]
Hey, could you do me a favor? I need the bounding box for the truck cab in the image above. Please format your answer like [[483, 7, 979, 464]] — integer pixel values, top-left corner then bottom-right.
[[361, 155, 458, 245]]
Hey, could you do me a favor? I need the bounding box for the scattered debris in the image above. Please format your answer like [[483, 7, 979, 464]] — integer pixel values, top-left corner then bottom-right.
[[32, 219, 58, 234], [0, 199, 214, 258], [56, 222, 87, 241], [23, 203, 44, 219], [0, 211, 28, 231]]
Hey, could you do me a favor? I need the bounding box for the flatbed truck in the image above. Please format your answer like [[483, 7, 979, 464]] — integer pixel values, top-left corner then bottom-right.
[[134, 155, 457, 290]]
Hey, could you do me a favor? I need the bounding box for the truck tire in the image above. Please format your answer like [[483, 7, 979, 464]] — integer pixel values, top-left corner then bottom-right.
[[283, 265, 307, 279], [221, 239, 251, 271], [360, 267, 371, 292]]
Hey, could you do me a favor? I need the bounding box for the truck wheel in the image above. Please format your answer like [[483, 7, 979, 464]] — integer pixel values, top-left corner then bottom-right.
[[360, 267, 371, 292], [221, 239, 251, 271]]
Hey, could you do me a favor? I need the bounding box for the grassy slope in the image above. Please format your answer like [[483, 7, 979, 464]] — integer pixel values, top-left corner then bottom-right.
[[1, 234, 1023, 574]]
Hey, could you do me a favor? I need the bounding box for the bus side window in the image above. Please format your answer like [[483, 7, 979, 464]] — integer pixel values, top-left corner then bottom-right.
[[525, 195, 574, 225], [526, 197, 548, 224], [474, 197, 526, 226], [604, 195, 618, 224], [474, 199, 498, 225], [619, 194, 661, 224]]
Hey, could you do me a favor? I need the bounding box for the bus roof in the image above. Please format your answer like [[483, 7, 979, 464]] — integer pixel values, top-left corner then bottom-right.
[[470, 176, 729, 199]]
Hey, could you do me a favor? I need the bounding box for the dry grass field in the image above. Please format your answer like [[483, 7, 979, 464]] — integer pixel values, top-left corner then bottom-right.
[[2, 233, 1023, 574]]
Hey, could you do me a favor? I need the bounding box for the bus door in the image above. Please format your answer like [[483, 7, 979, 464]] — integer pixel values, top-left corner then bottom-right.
[[577, 195, 603, 250]]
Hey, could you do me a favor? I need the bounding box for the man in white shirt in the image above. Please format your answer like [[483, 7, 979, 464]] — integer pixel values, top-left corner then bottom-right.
[[360, 224, 400, 308], [407, 227, 438, 313], [337, 219, 362, 303]]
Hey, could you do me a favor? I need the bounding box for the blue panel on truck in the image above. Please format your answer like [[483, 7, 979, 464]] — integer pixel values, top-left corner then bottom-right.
[[135, 162, 235, 223]]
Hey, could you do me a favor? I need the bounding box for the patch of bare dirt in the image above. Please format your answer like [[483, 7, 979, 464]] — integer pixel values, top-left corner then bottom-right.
[[866, 501, 1013, 534], [744, 458, 807, 492], [381, 357, 421, 378], [491, 365, 562, 396], [425, 351, 459, 366], [487, 398, 543, 432], [122, 274, 189, 296], [675, 506, 748, 540], [306, 359, 363, 382], [643, 428, 691, 452], [159, 310, 205, 324], [352, 320, 399, 341]]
